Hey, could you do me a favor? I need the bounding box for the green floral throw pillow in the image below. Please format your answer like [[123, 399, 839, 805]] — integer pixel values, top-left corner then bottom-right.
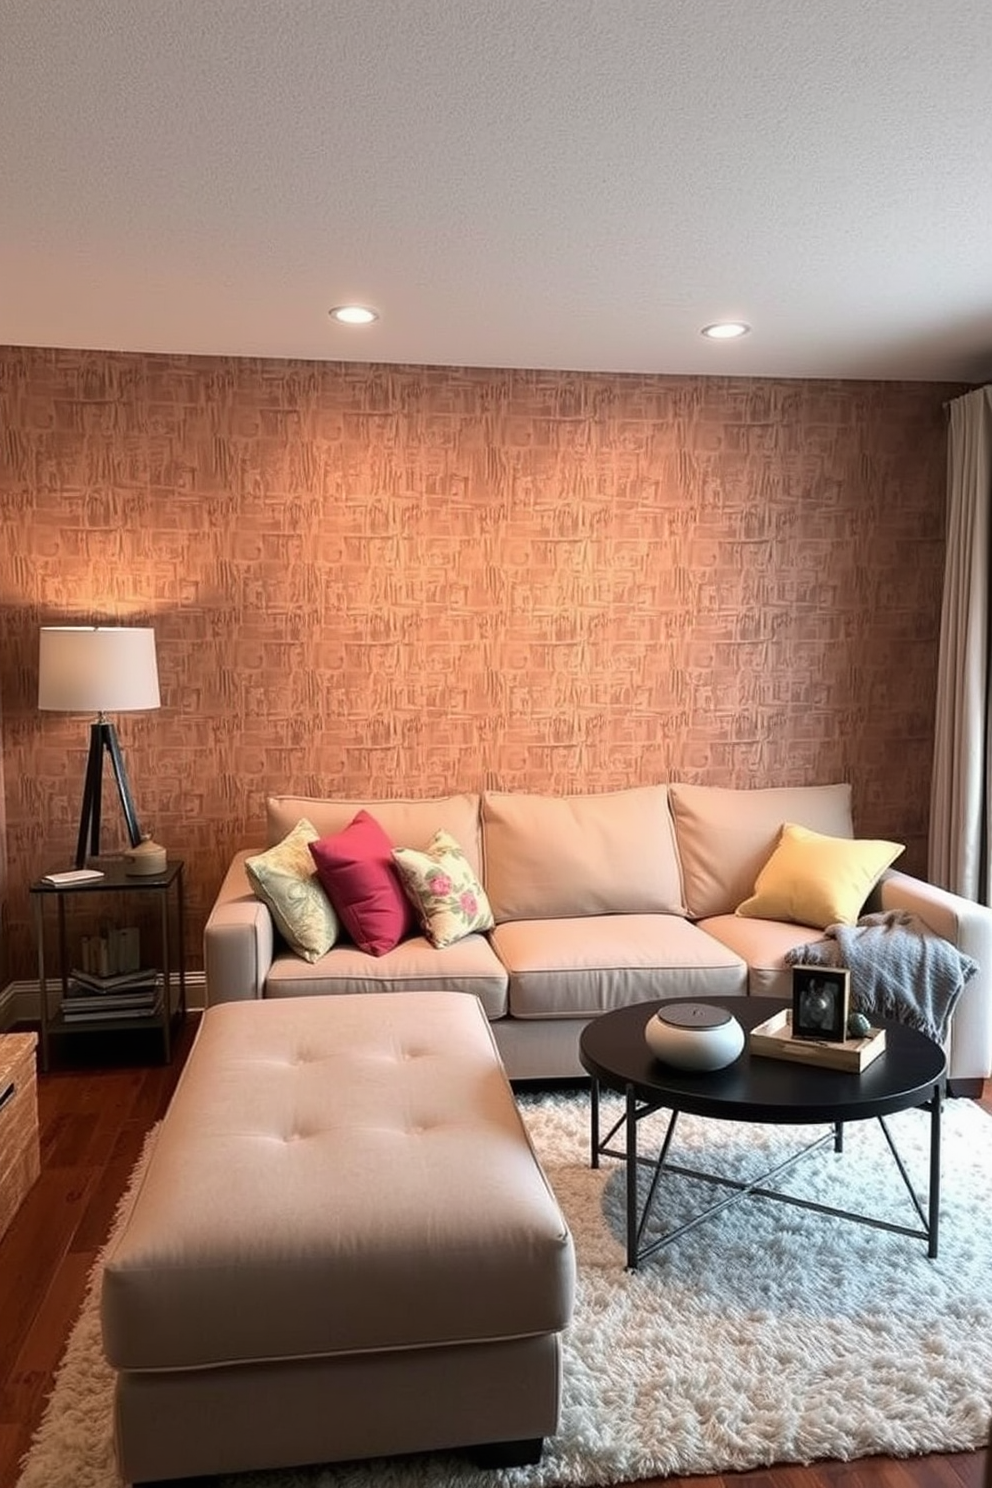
[[245, 818, 339, 962], [393, 829, 494, 948]]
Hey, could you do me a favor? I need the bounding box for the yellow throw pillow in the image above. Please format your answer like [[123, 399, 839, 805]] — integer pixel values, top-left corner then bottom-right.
[[245, 818, 340, 962], [393, 829, 494, 948], [735, 823, 904, 929]]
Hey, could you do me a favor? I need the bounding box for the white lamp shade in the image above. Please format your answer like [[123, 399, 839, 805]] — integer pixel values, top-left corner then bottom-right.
[[38, 627, 161, 713]]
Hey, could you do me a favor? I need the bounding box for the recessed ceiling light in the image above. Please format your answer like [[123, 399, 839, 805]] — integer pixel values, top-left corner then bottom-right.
[[701, 322, 751, 340], [328, 305, 379, 325]]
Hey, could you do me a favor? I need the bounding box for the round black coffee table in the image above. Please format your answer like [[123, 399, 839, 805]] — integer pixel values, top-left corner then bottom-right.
[[579, 996, 946, 1268]]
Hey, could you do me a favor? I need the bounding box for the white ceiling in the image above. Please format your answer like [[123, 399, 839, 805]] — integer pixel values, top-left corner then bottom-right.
[[3, 0, 992, 383]]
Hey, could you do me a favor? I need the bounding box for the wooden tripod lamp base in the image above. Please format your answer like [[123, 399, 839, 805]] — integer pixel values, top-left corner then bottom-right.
[[75, 718, 145, 869]]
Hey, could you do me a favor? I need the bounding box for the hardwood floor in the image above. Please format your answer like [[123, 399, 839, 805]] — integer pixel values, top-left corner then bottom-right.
[[0, 1015, 988, 1488]]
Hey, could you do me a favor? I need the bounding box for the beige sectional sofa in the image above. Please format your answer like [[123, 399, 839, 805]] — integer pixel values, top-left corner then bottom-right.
[[204, 782, 992, 1087]]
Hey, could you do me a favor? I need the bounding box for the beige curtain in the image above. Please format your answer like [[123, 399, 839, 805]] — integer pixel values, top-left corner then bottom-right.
[[929, 385, 992, 899]]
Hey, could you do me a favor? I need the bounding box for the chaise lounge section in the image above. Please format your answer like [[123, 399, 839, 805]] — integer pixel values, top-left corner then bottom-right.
[[101, 992, 576, 1484]]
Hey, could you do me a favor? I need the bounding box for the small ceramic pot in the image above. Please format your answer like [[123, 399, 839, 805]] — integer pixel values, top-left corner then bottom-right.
[[124, 836, 168, 876], [645, 1002, 745, 1071]]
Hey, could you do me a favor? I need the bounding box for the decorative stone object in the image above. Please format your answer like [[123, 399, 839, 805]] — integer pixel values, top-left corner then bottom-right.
[[847, 1011, 872, 1039], [645, 1002, 745, 1071]]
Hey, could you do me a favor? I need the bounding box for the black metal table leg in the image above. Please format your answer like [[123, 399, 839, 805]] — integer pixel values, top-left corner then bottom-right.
[[625, 1084, 638, 1270], [928, 1081, 941, 1259]]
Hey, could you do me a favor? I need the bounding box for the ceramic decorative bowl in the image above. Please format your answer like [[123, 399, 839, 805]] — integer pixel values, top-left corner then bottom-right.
[[645, 1001, 745, 1071]]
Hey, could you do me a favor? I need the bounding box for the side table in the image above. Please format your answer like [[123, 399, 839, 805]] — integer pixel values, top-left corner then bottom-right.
[[30, 859, 187, 1072]]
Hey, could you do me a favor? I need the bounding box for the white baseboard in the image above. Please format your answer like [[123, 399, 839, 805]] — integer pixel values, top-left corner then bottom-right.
[[0, 973, 207, 1030]]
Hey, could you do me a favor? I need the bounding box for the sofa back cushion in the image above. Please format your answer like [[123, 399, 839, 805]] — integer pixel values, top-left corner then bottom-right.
[[482, 786, 685, 923], [669, 782, 854, 920], [267, 794, 483, 874]]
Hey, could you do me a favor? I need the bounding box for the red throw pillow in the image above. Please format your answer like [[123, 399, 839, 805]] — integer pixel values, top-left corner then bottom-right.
[[308, 811, 416, 956]]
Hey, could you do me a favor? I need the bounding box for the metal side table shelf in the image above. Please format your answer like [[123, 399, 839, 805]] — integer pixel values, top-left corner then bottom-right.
[[30, 859, 187, 1072]]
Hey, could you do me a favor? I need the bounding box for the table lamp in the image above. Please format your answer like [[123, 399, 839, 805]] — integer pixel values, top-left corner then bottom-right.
[[38, 626, 161, 868]]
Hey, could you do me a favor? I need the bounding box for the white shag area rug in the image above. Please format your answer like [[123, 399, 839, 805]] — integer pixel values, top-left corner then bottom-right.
[[16, 1092, 992, 1488]]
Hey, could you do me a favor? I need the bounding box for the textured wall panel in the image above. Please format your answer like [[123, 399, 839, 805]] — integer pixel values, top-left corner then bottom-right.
[[0, 348, 959, 982]]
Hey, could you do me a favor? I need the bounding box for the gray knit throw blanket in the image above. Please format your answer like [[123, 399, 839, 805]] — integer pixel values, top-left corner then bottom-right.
[[784, 909, 978, 1045]]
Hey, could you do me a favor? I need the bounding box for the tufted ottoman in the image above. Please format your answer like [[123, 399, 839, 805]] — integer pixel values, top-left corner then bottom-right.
[[100, 992, 575, 1485]]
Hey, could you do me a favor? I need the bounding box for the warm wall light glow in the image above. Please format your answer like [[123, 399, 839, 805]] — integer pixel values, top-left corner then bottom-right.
[[329, 305, 379, 325], [701, 322, 751, 340]]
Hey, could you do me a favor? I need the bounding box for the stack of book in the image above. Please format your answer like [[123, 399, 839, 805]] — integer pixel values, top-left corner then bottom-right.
[[63, 967, 162, 1023]]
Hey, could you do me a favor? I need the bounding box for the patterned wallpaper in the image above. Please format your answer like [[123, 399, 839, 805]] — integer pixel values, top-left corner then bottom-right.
[[0, 346, 960, 984]]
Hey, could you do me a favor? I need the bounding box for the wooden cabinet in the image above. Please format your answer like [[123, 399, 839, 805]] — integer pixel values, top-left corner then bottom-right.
[[0, 1032, 40, 1242]]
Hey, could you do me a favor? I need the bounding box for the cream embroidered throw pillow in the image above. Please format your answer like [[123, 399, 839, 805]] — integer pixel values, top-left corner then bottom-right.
[[393, 829, 494, 948], [245, 818, 340, 961]]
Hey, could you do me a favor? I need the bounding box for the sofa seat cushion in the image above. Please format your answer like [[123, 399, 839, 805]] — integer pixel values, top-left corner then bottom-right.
[[102, 994, 574, 1373], [669, 782, 854, 920], [699, 913, 826, 997], [483, 787, 686, 923], [265, 934, 508, 1019], [491, 915, 746, 1019]]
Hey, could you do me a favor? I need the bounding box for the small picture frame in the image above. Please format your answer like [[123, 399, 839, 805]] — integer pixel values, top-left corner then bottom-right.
[[791, 966, 851, 1043]]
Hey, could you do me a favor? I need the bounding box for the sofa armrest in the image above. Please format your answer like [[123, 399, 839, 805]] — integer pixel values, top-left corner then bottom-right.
[[203, 850, 274, 1004], [875, 869, 992, 1082]]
